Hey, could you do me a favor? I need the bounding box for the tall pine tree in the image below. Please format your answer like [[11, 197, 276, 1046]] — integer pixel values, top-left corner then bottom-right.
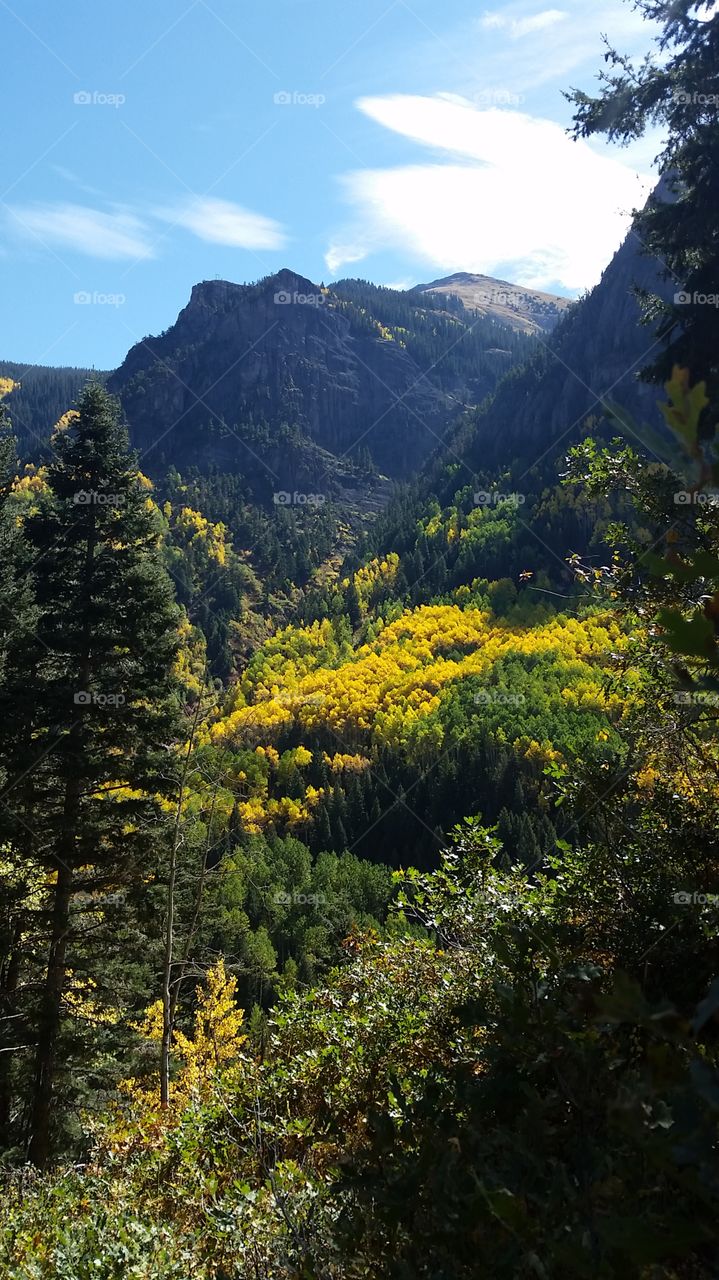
[[0, 400, 41, 1152], [0, 384, 183, 1165]]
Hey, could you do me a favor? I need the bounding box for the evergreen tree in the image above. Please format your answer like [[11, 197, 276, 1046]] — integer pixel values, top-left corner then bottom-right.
[[0, 402, 41, 1151], [0, 384, 183, 1164], [346, 581, 363, 632], [314, 805, 333, 851]]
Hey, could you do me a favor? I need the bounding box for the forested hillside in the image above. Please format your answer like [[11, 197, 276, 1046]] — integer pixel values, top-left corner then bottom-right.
[[2, 3, 719, 1277], [0, 362, 105, 459], [109, 269, 534, 485]]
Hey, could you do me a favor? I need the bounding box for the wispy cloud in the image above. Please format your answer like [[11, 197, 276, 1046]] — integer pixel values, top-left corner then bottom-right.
[[325, 93, 651, 292], [479, 8, 567, 39], [5, 195, 288, 261], [410, 1, 661, 99], [155, 196, 287, 250], [6, 203, 155, 260]]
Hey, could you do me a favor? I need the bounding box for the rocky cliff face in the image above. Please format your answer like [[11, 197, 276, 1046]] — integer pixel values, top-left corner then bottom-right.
[[110, 271, 444, 484], [108, 269, 530, 491]]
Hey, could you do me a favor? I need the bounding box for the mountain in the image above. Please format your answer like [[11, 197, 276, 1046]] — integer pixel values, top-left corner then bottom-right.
[[454, 222, 670, 473], [107, 269, 535, 492], [365, 211, 673, 601], [415, 272, 572, 335]]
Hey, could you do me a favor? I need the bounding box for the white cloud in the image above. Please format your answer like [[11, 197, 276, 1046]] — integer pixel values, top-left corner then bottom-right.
[[479, 12, 506, 30], [416, 1, 662, 98], [325, 94, 652, 293], [6, 203, 154, 259], [380, 277, 418, 292], [156, 197, 287, 250], [6, 195, 288, 262], [512, 9, 567, 36], [325, 240, 369, 275], [480, 8, 567, 38]]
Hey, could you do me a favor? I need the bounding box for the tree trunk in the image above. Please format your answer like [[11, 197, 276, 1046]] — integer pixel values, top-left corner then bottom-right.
[[27, 851, 74, 1167], [28, 511, 92, 1166], [168, 749, 226, 1039], [0, 923, 22, 1148], [160, 678, 207, 1109], [27, 502, 98, 1164]]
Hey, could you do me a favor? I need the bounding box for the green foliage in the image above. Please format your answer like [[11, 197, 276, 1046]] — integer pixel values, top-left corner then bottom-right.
[[200, 833, 398, 1006], [3, 811, 719, 1277], [3, 13, 719, 1265], [0, 385, 183, 1163]]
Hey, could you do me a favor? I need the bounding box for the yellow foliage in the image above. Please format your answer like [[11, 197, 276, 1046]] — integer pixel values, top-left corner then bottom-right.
[[175, 506, 229, 567], [636, 765, 659, 790], [12, 466, 49, 499], [174, 614, 208, 697], [342, 553, 399, 604], [121, 959, 246, 1116], [324, 752, 370, 773], [210, 605, 628, 755], [63, 976, 121, 1027], [52, 409, 79, 434], [516, 738, 563, 767]]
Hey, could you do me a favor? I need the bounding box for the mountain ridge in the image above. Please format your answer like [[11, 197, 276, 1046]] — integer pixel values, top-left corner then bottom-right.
[[107, 268, 535, 490], [415, 271, 572, 335]]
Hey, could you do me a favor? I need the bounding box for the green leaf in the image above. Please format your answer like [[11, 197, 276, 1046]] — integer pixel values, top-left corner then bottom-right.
[[657, 608, 716, 658]]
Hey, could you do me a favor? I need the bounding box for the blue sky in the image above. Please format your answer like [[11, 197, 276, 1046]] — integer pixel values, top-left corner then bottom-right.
[[2, 0, 666, 369]]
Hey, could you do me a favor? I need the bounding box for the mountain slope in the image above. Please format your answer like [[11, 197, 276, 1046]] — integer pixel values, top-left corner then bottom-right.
[[415, 272, 572, 335], [108, 269, 535, 490], [363, 212, 672, 600], [0, 361, 105, 458], [456, 223, 669, 473]]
